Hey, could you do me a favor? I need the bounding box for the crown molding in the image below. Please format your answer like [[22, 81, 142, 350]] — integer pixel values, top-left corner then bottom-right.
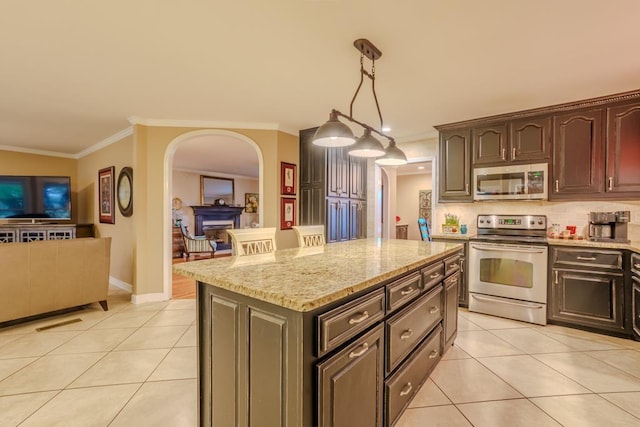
[[0, 144, 77, 159], [128, 117, 298, 137], [75, 127, 134, 159]]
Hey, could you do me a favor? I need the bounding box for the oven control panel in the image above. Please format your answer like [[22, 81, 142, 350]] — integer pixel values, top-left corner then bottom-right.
[[477, 215, 547, 230]]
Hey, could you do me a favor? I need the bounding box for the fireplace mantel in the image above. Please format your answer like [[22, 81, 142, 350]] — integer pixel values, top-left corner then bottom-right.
[[191, 206, 245, 235]]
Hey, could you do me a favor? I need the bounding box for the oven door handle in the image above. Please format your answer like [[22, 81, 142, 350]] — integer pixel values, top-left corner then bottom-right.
[[470, 244, 546, 254], [472, 294, 545, 309]]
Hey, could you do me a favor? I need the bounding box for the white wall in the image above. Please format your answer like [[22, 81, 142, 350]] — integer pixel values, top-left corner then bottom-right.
[[396, 173, 433, 240]]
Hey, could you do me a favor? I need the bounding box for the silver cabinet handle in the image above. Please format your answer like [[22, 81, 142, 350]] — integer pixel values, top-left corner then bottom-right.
[[400, 329, 413, 340], [512, 147, 516, 159], [460, 258, 465, 273], [400, 287, 416, 296], [348, 343, 369, 358], [429, 273, 441, 279], [554, 270, 558, 285], [400, 382, 413, 396], [466, 183, 469, 193], [501, 148, 506, 160], [555, 179, 559, 192], [634, 263, 640, 269], [429, 306, 440, 314], [348, 311, 369, 325], [428, 350, 439, 359], [608, 177, 613, 191], [576, 256, 596, 261]]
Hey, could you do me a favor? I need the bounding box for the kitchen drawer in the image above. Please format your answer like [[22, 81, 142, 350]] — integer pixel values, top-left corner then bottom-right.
[[421, 262, 444, 292], [443, 252, 462, 276], [551, 247, 623, 270], [385, 325, 442, 427], [632, 252, 640, 276], [317, 288, 385, 357], [386, 285, 442, 374], [386, 272, 422, 313]]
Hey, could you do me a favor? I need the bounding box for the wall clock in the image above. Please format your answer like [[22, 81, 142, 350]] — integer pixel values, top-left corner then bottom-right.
[[117, 167, 133, 217]]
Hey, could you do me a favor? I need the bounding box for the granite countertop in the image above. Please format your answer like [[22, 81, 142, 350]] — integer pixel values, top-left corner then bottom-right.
[[547, 237, 640, 253], [173, 238, 463, 312], [430, 233, 475, 241]]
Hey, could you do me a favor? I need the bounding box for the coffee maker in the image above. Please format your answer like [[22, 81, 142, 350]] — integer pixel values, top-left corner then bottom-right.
[[588, 211, 630, 243]]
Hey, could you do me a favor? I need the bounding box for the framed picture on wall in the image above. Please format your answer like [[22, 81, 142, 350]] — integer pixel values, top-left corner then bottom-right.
[[245, 193, 259, 213], [280, 197, 296, 230], [98, 166, 116, 224], [281, 162, 296, 195]]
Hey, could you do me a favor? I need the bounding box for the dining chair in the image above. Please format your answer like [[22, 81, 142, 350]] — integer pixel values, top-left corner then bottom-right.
[[227, 227, 277, 256], [292, 225, 326, 248], [418, 218, 432, 242], [177, 220, 217, 260]]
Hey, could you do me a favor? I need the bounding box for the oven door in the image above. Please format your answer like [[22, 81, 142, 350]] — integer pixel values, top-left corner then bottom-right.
[[469, 242, 548, 303]]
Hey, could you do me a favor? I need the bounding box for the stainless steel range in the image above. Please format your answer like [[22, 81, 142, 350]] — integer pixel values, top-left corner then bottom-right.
[[468, 214, 548, 325]]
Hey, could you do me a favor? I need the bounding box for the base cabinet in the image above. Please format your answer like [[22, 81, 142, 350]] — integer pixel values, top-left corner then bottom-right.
[[632, 253, 640, 340], [0, 224, 83, 242], [549, 246, 625, 335], [443, 272, 460, 348], [317, 325, 384, 427]]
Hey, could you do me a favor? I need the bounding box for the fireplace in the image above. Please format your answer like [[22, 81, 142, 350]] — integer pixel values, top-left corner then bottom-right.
[[191, 206, 245, 252]]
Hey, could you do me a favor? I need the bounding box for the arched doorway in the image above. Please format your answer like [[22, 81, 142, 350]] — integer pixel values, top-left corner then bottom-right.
[[163, 130, 263, 299]]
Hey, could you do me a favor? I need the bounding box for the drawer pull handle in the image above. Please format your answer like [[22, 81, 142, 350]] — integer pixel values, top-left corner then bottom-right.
[[348, 343, 369, 359], [429, 273, 441, 279], [400, 329, 413, 340], [399, 382, 413, 397], [428, 350, 439, 359], [634, 263, 640, 269], [429, 306, 440, 314], [348, 311, 369, 325], [400, 287, 416, 296], [576, 256, 596, 261]]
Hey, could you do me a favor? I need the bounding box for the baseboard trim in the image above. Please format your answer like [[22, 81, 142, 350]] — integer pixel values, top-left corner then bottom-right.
[[131, 293, 167, 305], [109, 276, 132, 293]]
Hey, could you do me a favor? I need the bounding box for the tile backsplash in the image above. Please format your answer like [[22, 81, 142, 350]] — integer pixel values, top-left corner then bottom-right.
[[434, 200, 640, 241]]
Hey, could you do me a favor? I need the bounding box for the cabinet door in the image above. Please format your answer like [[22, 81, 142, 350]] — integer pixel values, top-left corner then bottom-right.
[[633, 275, 640, 339], [349, 156, 367, 200], [443, 272, 459, 349], [551, 109, 604, 199], [549, 268, 625, 334], [326, 198, 349, 243], [438, 129, 472, 201], [349, 200, 367, 240], [606, 103, 640, 194], [327, 147, 349, 198], [510, 116, 552, 162], [458, 255, 468, 307], [300, 187, 325, 226], [317, 324, 384, 427], [299, 127, 325, 188], [472, 123, 508, 165]]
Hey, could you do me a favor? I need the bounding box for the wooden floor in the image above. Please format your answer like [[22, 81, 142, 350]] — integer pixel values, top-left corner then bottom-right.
[[172, 254, 230, 299]]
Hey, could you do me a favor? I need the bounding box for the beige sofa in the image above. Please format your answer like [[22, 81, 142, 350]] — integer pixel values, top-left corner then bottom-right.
[[0, 237, 111, 324]]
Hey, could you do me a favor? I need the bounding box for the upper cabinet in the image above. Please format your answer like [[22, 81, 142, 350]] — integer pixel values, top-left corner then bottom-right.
[[473, 119, 551, 166], [438, 128, 472, 202], [436, 89, 640, 202], [606, 103, 640, 195]]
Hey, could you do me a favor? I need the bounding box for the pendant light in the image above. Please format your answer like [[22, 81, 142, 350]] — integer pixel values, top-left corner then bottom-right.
[[313, 39, 407, 165]]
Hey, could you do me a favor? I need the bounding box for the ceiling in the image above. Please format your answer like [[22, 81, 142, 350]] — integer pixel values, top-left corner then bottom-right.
[[1, 1, 640, 160]]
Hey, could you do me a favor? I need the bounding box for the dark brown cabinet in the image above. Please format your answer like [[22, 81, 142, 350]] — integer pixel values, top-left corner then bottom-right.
[[632, 253, 640, 340], [431, 238, 468, 307], [300, 128, 367, 242], [443, 271, 460, 349], [317, 324, 385, 427], [606, 103, 640, 195], [549, 246, 626, 335], [551, 109, 604, 199], [472, 123, 508, 165], [437, 128, 472, 202]]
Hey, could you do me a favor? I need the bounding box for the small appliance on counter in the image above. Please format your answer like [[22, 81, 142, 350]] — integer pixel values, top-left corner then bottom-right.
[[588, 211, 630, 243]]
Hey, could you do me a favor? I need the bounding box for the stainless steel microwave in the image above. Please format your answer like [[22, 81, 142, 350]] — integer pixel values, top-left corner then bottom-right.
[[473, 163, 548, 201]]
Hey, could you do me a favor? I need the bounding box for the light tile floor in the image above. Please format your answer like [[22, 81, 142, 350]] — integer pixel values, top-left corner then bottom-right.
[[1, 288, 640, 426]]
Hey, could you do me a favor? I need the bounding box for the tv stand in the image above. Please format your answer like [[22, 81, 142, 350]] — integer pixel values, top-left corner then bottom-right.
[[0, 224, 94, 243]]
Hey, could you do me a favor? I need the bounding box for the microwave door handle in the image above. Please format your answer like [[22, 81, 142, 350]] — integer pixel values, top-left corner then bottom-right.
[[471, 244, 546, 254]]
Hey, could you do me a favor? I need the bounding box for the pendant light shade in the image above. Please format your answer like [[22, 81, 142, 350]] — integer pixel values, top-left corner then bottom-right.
[[348, 128, 385, 157], [375, 140, 408, 166], [312, 111, 355, 147]]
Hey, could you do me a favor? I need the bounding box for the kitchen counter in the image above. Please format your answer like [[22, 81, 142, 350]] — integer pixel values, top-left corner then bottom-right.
[[548, 237, 640, 253], [174, 238, 463, 312]]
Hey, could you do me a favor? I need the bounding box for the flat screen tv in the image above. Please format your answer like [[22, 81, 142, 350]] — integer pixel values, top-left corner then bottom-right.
[[0, 176, 71, 220]]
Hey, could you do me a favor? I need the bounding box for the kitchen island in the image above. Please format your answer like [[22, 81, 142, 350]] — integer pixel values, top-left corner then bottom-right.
[[174, 238, 463, 427]]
